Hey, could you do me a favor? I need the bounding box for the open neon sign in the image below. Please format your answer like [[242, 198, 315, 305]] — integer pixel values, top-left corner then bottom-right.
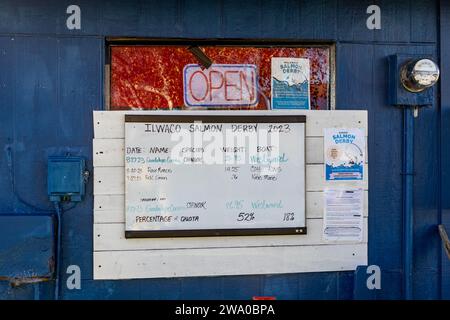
[[183, 64, 259, 107]]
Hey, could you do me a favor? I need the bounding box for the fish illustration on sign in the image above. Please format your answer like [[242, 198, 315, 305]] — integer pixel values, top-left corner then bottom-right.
[[271, 57, 310, 109], [324, 128, 365, 181]]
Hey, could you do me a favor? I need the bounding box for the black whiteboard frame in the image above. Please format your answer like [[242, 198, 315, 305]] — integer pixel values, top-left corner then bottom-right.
[[124, 114, 306, 238]]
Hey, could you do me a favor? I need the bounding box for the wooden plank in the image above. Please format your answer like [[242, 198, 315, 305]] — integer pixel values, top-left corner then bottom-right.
[[94, 210, 125, 224], [337, 0, 375, 43], [94, 194, 124, 211], [93, 110, 368, 139], [374, 0, 410, 43], [93, 139, 124, 167], [94, 218, 368, 251], [93, 137, 369, 167], [94, 164, 369, 195], [93, 244, 367, 279], [336, 44, 374, 110], [93, 167, 124, 195], [93, 191, 369, 223], [221, 0, 261, 38], [337, 0, 411, 43], [411, 0, 437, 43]]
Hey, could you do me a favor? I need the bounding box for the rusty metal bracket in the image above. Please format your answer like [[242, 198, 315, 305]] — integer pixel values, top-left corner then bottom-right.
[[438, 225, 450, 260]]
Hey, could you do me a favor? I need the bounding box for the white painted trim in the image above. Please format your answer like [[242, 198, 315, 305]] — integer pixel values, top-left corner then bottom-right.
[[94, 218, 368, 251], [94, 244, 367, 279]]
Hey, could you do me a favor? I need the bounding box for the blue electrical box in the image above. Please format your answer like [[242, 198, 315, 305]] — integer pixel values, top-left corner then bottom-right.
[[388, 54, 435, 106], [47, 156, 86, 202]]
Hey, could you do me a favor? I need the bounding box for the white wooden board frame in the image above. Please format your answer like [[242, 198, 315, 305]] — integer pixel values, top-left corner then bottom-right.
[[124, 114, 307, 238], [93, 110, 368, 280]]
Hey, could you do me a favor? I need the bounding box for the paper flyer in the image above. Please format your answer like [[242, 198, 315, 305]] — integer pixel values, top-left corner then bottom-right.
[[324, 128, 365, 181], [323, 188, 364, 242], [270, 57, 310, 109]]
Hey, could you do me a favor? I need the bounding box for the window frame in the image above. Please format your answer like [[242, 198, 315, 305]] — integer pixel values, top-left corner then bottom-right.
[[104, 38, 336, 111]]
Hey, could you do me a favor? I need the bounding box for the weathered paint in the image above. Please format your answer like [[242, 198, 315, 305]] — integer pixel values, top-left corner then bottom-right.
[[0, 215, 55, 286], [0, 0, 447, 299]]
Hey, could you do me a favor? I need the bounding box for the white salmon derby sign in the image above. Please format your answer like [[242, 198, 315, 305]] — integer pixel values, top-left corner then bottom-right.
[[183, 64, 259, 107]]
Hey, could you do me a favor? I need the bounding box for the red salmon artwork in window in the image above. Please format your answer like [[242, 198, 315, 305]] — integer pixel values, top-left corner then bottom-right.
[[110, 46, 330, 110]]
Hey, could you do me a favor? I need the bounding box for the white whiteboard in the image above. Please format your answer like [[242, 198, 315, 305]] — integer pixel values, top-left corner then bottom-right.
[[124, 115, 306, 238]]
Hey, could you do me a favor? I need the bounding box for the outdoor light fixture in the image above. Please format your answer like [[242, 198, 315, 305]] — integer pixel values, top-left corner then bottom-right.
[[400, 58, 440, 93]]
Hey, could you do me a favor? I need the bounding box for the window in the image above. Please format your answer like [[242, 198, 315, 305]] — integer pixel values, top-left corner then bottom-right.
[[106, 41, 334, 110]]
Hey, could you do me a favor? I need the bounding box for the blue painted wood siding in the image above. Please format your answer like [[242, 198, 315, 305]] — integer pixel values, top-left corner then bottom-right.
[[0, 0, 447, 299]]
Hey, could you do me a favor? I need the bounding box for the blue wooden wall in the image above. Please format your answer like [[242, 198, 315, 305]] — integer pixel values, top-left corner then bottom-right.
[[0, 0, 448, 300]]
